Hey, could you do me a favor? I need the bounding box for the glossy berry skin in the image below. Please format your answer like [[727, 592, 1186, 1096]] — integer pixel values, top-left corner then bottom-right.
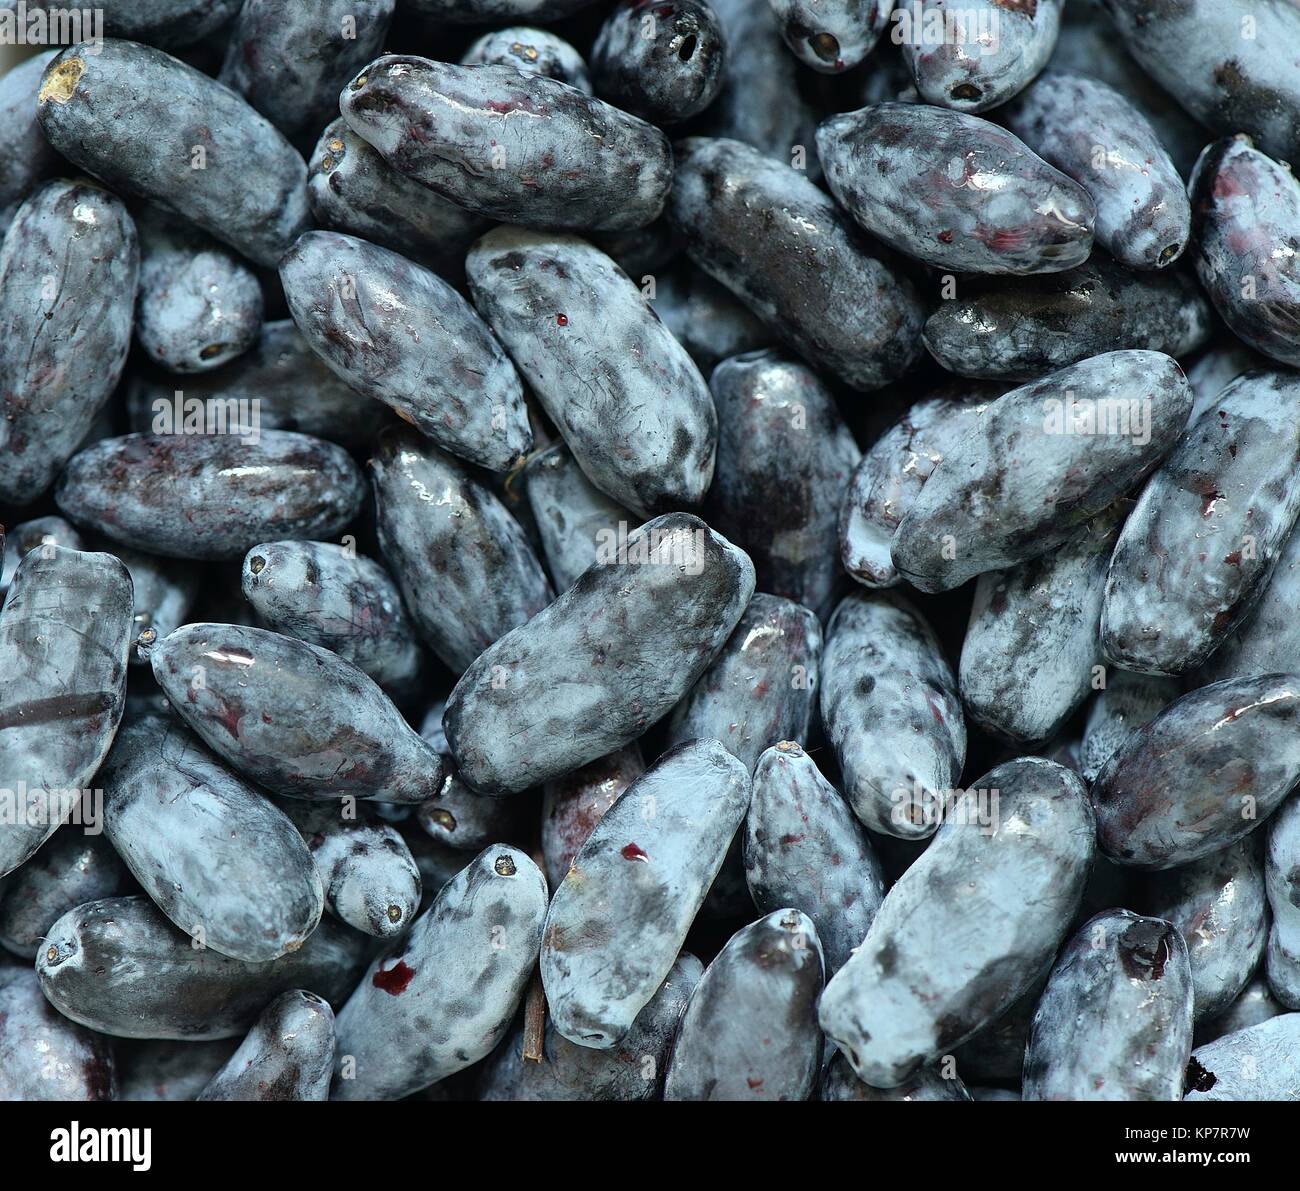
[[839, 387, 992, 589], [340, 57, 672, 231], [664, 910, 823, 1101], [669, 137, 924, 391], [1184, 1014, 1300, 1101], [960, 504, 1124, 746], [818, 103, 1095, 275], [901, 0, 1062, 113], [1265, 796, 1300, 1009], [707, 351, 860, 616], [1079, 671, 1179, 785], [219, 0, 394, 140], [37, 896, 369, 1040], [370, 429, 554, 675], [126, 319, 390, 450], [0, 180, 138, 504], [198, 990, 336, 1102], [744, 742, 887, 975], [524, 445, 632, 592], [1091, 675, 1300, 870], [37, 40, 310, 266], [149, 623, 446, 805], [540, 746, 645, 890], [282, 231, 531, 473], [467, 228, 716, 517], [1103, 0, 1300, 166], [541, 740, 752, 1049], [0, 830, 126, 959], [1023, 910, 1194, 1101], [241, 540, 422, 691], [666, 594, 821, 772], [134, 206, 263, 374], [462, 26, 592, 93], [821, 1052, 970, 1101], [307, 119, 487, 278], [56, 432, 366, 561], [0, 968, 116, 1101], [768, 0, 893, 74], [1189, 138, 1300, 369], [332, 846, 548, 1100], [444, 514, 755, 795], [1101, 372, 1300, 676], [480, 954, 701, 1101], [819, 590, 965, 840], [0, 51, 59, 211], [591, 1, 727, 124], [0, 549, 134, 879], [279, 801, 422, 940], [1004, 72, 1190, 270], [923, 258, 1211, 380], [1145, 839, 1268, 1022], [891, 350, 1191, 593], [100, 715, 324, 963], [819, 758, 1095, 1088]]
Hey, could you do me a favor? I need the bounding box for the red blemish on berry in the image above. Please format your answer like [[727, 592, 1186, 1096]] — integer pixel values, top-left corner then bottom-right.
[[985, 228, 1026, 252], [938, 230, 954, 244], [216, 702, 242, 739], [556, 313, 568, 326], [1200, 493, 1223, 517], [747, 1077, 764, 1089], [1224, 550, 1242, 566], [925, 691, 947, 726], [780, 833, 805, 845], [621, 843, 648, 861], [372, 959, 415, 995], [1214, 171, 1246, 200]]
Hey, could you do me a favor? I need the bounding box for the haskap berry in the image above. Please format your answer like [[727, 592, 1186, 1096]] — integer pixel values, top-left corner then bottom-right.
[[3, 2, 1300, 1110]]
